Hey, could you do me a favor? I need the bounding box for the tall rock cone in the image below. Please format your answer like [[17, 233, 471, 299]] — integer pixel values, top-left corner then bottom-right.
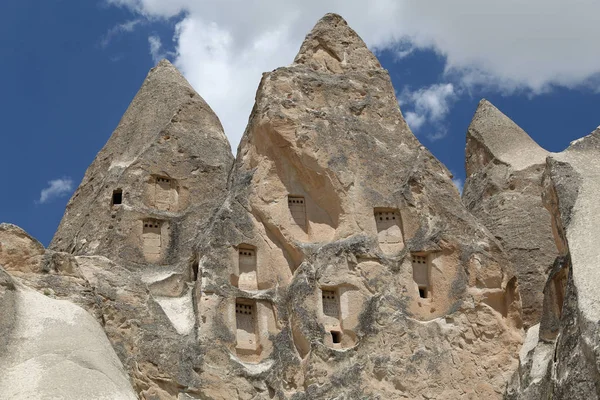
[[463, 99, 557, 328], [50, 59, 233, 267], [47, 60, 235, 398], [192, 14, 523, 399]]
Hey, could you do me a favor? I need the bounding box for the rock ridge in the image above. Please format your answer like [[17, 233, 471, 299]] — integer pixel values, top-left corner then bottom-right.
[[463, 100, 558, 328], [15, 11, 600, 400]]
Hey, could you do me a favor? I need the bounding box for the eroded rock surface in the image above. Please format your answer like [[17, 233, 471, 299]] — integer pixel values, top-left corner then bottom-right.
[[1, 13, 537, 400], [50, 59, 233, 267], [463, 100, 558, 328], [0, 266, 136, 400], [46, 59, 235, 397], [190, 13, 523, 399], [506, 129, 600, 399]]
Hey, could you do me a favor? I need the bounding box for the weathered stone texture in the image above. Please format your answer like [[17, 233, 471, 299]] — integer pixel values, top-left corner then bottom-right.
[[50, 59, 233, 267], [45, 59, 235, 397], [0, 13, 541, 400], [506, 128, 600, 399], [0, 264, 137, 400], [190, 13, 523, 399], [463, 100, 557, 328]]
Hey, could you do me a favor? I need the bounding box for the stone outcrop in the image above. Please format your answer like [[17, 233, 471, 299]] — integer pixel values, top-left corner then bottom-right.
[[189, 13, 523, 399], [463, 100, 558, 328], [0, 265, 137, 400], [50, 59, 233, 267], [47, 60, 235, 397], [1, 223, 206, 399], [18, 11, 600, 400], [507, 128, 600, 399]]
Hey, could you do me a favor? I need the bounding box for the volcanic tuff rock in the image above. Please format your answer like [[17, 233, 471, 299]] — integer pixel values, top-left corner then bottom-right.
[[189, 13, 523, 399], [50, 59, 233, 265], [0, 248, 136, 400], [463, 100, 558, 328], [14, 11, 600, 400], [507, 128, 600, 399], [46, 59, 235, 397]]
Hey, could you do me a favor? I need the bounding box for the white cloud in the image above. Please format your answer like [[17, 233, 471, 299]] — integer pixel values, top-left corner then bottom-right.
[[38, 178, 74, 204], [105, 0, 600, 149], [404, 112, 426, 131], [148, 35, 165, 63], [400, 83, 457, 140], [100, 19, 144, 48], [452, 178, 464, 194]]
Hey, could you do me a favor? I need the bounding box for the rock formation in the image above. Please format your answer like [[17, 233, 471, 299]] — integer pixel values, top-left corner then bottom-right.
[[462, 100, 558, 328], [0, 227, 136, 400], [506, 128, 600, 399], [45, 60, 235, 397], [50, 59, 233, 266], [189, 13, 522, 399], [3, 11, 600, 400]]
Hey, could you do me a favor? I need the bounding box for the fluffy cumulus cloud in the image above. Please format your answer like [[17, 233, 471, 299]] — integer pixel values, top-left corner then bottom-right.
[[105, 0, 600, 148], [37, 178, 74, 204], [400, 83, 457, 140]]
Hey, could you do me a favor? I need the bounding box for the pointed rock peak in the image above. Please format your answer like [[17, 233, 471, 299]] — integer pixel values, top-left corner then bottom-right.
[[294, 13, 381, 73], [49, 56, 233, 258], [467, 98, 548, 171], [566, 125, 600, 152], [155, 58, 174, 68], [113, 58, 227, 149], [142, 59, 195, 93]]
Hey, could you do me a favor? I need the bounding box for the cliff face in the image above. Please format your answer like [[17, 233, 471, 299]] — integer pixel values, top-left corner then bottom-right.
[[507, 129, 600, 399], [462, 100, 558, 328], [6, 11, 600, 400], [190, 13, 522, 399]]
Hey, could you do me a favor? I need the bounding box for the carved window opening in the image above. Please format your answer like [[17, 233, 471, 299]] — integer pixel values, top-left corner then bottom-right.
[[112, 189, 122, 206], [331, 330, 342, 344], [375, 209, 404, 252], [322, 289, 339, 319], [235, 300, 257, 351], [142, 219, 162, 261], [412, 254, 431, 299], [554, 270, 568, 317], [288, 196, 307, 230], [153, 176, 177, 211], [238, 246, 258, 290], [191, 260, 199, 282]]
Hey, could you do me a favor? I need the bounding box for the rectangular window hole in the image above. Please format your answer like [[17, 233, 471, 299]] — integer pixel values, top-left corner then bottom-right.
[[322, 289, 339, 318], [112, 189, 122, 205], [288, 195, 307, 229], [419, 286, 428, 299], [331, 330, 341, 344]]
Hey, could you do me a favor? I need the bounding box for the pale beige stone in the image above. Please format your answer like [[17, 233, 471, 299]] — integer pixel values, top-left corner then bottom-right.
[[463, 100, 558, 328], [0, 267, 137, 400], [0, 13, 549, 400], [189, 13, 523, 399]]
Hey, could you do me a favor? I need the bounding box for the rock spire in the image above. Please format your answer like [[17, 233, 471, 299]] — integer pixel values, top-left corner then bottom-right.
[[463, 99, 557, 328], [50, 58, 233, 266], [191, 13, 523, 399]]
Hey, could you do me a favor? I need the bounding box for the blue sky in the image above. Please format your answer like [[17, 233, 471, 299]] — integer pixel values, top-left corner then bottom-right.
[[1, 1, 599, 246]]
